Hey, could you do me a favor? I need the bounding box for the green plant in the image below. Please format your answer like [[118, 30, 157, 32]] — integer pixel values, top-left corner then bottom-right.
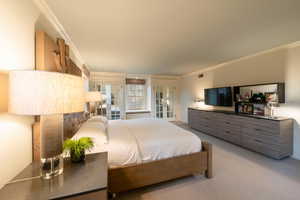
[[63, 137, 94, 162]]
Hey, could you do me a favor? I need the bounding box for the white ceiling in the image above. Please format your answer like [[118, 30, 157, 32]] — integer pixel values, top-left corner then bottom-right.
[[45, 0, 300, 75]]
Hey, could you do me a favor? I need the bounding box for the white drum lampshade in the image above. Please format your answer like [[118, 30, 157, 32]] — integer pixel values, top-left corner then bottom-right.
[[85, 91, 107, 116], [8, 70, 85, 179], [9, 70, 85, 115], [85, 91, 102, 102]]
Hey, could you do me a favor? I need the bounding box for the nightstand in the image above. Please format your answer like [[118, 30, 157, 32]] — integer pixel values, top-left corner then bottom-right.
[[0, 153, 108, 200]]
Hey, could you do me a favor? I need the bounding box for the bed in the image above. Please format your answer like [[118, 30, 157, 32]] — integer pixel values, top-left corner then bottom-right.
[[73, 117, 212, 194]]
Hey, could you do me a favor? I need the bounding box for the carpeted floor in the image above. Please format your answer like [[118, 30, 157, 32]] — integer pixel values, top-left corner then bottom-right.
[[116, 122, 300, 200]]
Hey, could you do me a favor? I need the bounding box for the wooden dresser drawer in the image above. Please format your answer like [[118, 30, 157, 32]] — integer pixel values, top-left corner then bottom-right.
[[241, 135, 281, 155], [242, 123, 280, 136], [242, 128, 282, 145], [217, 129, 241, 144], [194, 124, 217, 136], [242, 118, 280, 131], [215, 120, 241, 130], [215, 113, 242, 123]]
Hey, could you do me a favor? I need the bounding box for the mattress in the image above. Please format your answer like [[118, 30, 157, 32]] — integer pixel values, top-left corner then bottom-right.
[[74, 118, 202, 168]]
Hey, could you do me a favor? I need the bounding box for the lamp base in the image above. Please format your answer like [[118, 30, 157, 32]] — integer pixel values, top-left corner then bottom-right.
[[40, 154, 64, 179], [40, 114, 64, 179]]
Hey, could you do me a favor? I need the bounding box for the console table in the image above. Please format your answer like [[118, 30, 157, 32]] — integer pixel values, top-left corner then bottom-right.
[[188, 108, 293, 159], [0, 153, 108, 200]]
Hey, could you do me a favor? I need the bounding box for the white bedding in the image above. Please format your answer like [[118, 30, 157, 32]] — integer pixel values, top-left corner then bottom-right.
[[73, 118, 202, 168]]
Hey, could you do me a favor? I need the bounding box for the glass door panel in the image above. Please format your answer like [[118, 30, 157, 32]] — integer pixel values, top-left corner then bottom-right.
[[89, 80, 124, 120], [153, 86, 176, 120]]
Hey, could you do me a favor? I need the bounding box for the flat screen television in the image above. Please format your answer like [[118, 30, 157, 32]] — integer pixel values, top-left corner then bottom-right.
[[204, 87, 233, 106]]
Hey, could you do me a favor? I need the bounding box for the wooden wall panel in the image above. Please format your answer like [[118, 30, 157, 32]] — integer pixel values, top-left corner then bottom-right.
[[57, 38, 66, 72], [67, 59, 82, 77], [32, 122, 41, 161], [35, 31, 59, 72], [64, 112, 88, 140]]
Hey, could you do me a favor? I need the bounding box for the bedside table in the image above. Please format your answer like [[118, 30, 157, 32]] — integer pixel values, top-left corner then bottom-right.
[[0, 153, 107, 200]]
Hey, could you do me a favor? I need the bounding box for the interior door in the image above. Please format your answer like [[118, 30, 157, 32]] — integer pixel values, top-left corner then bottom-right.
[[105, 84, 124, 120], [153, 86, 176, 121], [90, 81, 124, 120]]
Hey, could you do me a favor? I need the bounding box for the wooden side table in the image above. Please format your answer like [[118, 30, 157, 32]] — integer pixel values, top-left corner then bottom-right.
[[0, 153, 108, 200]]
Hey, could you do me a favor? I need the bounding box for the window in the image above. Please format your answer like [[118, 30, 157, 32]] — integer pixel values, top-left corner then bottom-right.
[[126, 84, 146, 111]]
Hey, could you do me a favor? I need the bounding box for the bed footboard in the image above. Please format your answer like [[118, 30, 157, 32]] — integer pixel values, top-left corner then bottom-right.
[[202, 141, 213, 178], [108, 141, 212, 193]]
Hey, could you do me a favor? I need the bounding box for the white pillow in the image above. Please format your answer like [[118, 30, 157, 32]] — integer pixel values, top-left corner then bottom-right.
[[76, 122, 108, 144], [88, 116, 102, 123], [86, 116, 109, 142]]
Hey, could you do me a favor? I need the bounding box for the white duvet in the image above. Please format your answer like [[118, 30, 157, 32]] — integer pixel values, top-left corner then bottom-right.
[[74, 118, 202, 168]]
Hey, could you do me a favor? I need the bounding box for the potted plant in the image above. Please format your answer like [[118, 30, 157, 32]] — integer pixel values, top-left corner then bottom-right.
[[63, 137, 94, 163]]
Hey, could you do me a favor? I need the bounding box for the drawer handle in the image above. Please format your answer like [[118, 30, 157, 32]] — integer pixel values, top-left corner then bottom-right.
[[255, 128, 262, 131], [225, 131, 230, 134], [225, 122, 230, 125]]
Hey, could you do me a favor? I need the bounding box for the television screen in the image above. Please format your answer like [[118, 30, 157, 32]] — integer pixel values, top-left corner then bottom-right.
[[204, 87, 233, 106]]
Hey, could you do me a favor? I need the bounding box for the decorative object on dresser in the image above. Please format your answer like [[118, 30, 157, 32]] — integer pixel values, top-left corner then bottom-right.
[[9, 70, 85, 179], [0, 153, 108, 200], [233, 82, 285, 116], [63, 137, 94, 163], [188, 108, 293, 159]]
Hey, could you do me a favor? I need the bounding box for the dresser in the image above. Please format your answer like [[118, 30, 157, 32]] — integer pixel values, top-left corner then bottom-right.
[[188, 108, 293, 159], [0, 153, 108, 200]]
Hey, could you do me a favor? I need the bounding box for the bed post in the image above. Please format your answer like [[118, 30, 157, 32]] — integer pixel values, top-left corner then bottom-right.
[[202, 141, 213, 178]]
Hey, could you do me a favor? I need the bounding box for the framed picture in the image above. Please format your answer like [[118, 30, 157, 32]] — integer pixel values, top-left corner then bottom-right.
[[237, 103, 253, 115]]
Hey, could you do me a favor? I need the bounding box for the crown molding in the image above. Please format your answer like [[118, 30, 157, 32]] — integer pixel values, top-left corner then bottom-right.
[[33, 0, 86, 70], [90, 71, 126, 77], [150, 75, 180, 80], [182, 40, 300, 78]]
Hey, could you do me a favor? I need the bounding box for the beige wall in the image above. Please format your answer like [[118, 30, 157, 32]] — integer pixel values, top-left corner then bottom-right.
[[0, 74, 8, 112], [276, 45, 300, 159], [0, 0, 39, 71], [0, 0, 39, 189], [0, 0, 86, 189], [178, 45, 300, 159]]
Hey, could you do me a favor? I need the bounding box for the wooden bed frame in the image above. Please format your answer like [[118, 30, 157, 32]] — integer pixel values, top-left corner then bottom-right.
[[108, 141, 212, 194]]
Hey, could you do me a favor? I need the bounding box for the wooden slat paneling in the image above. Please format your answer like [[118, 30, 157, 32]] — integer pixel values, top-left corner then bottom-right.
[[35, 31, 59, 72]]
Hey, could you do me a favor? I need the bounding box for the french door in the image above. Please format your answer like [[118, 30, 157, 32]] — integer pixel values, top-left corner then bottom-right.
[[153, 86, 176, 121], [90, 81, 124, 120]]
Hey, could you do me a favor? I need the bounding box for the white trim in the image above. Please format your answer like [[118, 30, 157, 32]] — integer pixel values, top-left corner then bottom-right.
[[33, 0, 86, 70], [151, 75, 181, 80], [182, 40, 300, 78], [91, 71, 126, 77]]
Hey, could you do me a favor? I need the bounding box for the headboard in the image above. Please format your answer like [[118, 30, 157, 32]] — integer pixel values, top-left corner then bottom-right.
[[64, 112, 89, 139]]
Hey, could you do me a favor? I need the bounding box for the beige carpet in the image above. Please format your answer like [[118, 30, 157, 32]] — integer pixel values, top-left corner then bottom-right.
[[116, 122, 300, 200]]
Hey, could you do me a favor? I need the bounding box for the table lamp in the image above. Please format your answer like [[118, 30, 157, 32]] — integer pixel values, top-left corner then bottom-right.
[[85, 91, 104, 116], [9, 70, 85, 179]]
